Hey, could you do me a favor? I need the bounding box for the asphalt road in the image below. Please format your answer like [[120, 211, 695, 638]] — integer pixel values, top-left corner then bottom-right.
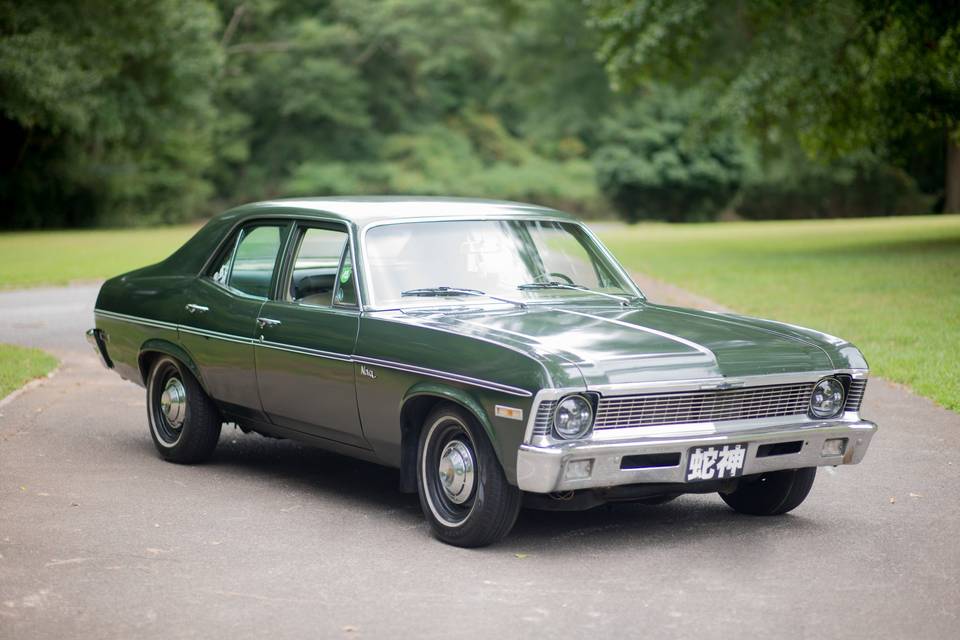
[[1, 283, 958, 639]]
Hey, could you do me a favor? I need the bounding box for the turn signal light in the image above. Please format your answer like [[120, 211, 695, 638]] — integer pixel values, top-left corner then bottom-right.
[[564, 459, 594, 480], [822, 438, 847, 457]]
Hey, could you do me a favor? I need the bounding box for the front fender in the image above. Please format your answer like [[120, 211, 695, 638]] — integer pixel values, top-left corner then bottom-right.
[[401, 381, 502, 460], [138, 338, 209, 394]]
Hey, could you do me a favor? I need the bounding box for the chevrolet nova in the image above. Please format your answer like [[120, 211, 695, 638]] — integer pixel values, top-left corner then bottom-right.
[[87, 197, 876, 547]]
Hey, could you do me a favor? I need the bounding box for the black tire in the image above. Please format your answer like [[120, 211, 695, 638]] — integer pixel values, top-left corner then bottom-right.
[[146, 356, 221, 464], [719, 467, 817, 515], [416, 402, 521, 547]]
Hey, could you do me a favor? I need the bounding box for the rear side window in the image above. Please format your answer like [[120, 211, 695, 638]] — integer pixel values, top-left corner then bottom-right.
[[210, 224, 284, 299]]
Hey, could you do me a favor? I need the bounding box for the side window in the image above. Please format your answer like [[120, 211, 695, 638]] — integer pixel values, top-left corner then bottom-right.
[[288, 227, 348, 306], [209, 224, 284, 299]]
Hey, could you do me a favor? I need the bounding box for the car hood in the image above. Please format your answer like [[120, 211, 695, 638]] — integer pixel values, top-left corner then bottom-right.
[[406, 302, 848, 387]]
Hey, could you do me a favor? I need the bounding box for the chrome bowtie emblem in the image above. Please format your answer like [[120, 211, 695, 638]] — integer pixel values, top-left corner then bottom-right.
[[360, 365, 377, 380], [716, 380, 745, 390]]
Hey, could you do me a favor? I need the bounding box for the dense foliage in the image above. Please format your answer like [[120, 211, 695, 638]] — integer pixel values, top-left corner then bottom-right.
[[1, 0, 955, 227], [0, 1, 221, 227], [589, 0, 960, 214]]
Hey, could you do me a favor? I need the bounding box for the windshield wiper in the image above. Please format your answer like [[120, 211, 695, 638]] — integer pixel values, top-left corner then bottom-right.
[[517, 281, 634, 306], [401, 286, 526, 308]]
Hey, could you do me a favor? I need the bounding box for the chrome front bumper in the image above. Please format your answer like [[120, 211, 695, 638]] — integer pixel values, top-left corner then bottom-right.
[[515, 418, 877, 494]]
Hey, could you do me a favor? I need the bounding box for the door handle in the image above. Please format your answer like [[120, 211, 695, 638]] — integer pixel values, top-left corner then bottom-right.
[[185, 303, 209, 314], [256, 317, 282, 329]]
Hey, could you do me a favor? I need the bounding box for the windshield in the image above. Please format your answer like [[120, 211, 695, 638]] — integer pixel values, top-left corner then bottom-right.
[[363, 219, 640, 308]]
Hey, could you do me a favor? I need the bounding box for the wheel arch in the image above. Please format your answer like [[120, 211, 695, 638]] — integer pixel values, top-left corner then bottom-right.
[[397, 382, 503, 494], [138, 339, 209, 395]]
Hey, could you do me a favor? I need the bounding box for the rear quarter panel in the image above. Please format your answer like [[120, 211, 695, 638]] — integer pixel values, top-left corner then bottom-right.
[[94, 271, 191, 386]]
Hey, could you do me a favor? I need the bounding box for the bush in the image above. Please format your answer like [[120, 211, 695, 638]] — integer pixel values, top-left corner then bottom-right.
[[592, 88, 748, 223], [736, 153, 934, 219]]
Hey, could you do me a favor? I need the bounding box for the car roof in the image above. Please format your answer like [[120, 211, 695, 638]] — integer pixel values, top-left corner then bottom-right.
[[222, 196, 578, 229]]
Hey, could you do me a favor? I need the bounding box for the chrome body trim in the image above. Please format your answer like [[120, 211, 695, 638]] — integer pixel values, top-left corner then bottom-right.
[[196, 213, 367, 309], [94, 308, 530, 398], [352, 355, 532, 398], [178, 324, 253, 346], [516, 418, 877, 493], [520, 369, 869, 445], [95, 309, 178, 331], [588, 369, 868, 397], [260, 339, 352, 362]]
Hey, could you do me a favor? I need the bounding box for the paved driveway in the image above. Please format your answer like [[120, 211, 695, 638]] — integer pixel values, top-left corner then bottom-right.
[[1, 283, 958, 639]]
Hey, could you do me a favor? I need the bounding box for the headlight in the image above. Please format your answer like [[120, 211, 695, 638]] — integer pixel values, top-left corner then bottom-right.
[[809, 377, 845, 418], [553, 395, 593, 439]]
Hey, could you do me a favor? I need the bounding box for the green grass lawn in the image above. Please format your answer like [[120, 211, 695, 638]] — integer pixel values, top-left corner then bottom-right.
[[599, 214, 960, 412], [0, 344, 58, 399], [0, 225, 198, 289]]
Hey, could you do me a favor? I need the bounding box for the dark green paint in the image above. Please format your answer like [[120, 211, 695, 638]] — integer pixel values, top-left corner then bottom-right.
[[92, 198, 868, 485]]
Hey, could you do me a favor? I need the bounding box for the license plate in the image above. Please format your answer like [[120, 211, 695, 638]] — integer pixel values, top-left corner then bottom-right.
[[686, 443, 748, 482]]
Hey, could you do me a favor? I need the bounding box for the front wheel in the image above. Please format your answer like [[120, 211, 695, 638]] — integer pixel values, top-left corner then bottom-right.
[[417, 403, 521, 547], [719, 467, 817, 515], [146, 356, 221, 463]]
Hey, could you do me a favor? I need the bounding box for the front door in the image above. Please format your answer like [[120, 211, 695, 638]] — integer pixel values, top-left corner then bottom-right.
[[179, 221, 289, 420], [254, 223, 366, 447]]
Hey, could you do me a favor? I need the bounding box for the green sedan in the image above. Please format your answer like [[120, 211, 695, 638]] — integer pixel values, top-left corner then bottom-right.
[[87, 197, 876, 547]]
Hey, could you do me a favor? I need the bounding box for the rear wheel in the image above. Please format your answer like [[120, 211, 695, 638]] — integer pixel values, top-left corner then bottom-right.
[[146, 356, 221, 463], [417, 403, 521, 547], [719, 467, 817, 515]]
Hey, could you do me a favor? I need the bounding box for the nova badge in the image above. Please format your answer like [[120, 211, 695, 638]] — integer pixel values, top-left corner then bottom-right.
[[360, 365, 377, 380]]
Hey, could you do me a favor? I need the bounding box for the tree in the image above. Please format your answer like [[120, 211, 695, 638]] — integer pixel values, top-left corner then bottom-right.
[[0, 0, 222, 227], [588, 0, 960, 212], [592, 86, 748, 222]]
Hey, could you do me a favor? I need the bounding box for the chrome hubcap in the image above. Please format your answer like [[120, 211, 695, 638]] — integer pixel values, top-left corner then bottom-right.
[[437, 440, 475, 504], [159, 378, 186, 429]]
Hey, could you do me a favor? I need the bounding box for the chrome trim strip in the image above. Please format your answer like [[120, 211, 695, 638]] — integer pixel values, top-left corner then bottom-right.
[[259, 340, 352, 362], [353, 355, 533, 397], [178, 324, 253, 346], [195, 212, 368, 309], [588, 369, 868, 397], [94, 309, 527, 397], [95, 309, 178, 331]]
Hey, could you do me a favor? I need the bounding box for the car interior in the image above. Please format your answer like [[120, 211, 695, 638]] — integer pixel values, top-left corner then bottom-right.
[[288, 227, 349, 306]]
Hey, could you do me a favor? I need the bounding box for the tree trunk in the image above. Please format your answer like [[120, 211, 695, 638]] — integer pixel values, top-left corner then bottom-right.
[[946, 131, 960, 214]]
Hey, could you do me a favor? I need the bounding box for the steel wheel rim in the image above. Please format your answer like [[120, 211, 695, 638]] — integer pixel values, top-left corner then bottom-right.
[[151, 362, 186, 446], [422, 417, 478, 527]]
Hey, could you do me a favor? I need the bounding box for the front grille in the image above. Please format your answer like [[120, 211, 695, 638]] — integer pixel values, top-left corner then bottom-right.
[[844, 379, 867, 412], [593, 383, 815, 430], [531, 400, 557, 437]]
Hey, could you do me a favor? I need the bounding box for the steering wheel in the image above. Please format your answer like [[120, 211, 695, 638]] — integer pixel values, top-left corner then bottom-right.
[[536, 272, 575, 285]]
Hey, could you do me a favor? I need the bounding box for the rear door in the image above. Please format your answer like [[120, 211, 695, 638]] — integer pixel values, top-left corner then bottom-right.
[[253, 222, 366, 447], [179, 221, 290, 420]]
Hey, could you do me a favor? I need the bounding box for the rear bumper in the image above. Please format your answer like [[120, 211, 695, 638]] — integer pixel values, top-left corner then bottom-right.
[[516, 418, 877, 493], [85, 328, 113, 369]]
